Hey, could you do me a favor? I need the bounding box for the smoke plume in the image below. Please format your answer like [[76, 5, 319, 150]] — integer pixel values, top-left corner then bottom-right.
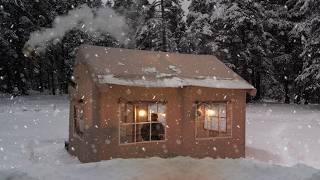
[[25, 4, 128, 52]]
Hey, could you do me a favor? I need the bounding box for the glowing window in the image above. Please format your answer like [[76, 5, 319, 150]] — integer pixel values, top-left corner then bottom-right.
[[195, 102, 231, 139], [120, 102, 166, 144]]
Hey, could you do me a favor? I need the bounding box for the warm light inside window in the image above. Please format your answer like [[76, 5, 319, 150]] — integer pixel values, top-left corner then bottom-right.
[[195, 103, 230, 139], [120, 102, 167, 144], [206, 109, 216, 117], [138, 109, 147, 117]]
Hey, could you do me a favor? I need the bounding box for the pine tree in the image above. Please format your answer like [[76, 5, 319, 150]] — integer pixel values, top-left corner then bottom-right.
[[185, 0, 270, 100], [289, 0, 320, 103], [0, 0, 107, 95], [135, 0, 185, 52], [0, 1, 35, 95], [258, 0, 301, 103], [184, 0, 312, 102], [113, 0, 149, 48]]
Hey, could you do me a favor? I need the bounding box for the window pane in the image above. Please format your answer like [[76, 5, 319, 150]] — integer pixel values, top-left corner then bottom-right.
[[196, 102, 231, 139], [120, 124, 135, 144], [135, 104, 148, 122], [120, 103, 125, 123], [204, 116, 219, 131], [219, 117, 227, 132], [136, 123, 150, 142], [149, 104, 158, 115], [212, 117, 219, 131], [157, 103, 166, 113], [196, 105, 208, 138], [197, 104, 205, 117], [120, 102, 166, 144], [204, 116, 210, 129], [74, 105, 84, 135], [120, 103, 134, 123], [219, 104, 227, 118], [208, 104, 219, 117], [126, 104, 134, 123], [156, 104, 166, 125], [151, 122, 165, 140], [204, 103, 219, 131]]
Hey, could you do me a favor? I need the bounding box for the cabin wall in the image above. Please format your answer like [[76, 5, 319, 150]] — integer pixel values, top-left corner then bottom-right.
[[68, 63, 100, 162], [95, 85, 183, 159], [75, 85, 247, 162], [180, 87, 246, 158]]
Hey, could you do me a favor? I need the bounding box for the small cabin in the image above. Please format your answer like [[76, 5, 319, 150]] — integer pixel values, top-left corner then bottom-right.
[[67, 45, 256, 163]]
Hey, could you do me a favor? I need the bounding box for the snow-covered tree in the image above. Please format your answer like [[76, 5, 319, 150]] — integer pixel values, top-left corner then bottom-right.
[[113, 0, 149, 48], [135, 0, 185, 52], [289, 0, 320, 103], [184, 0, 315, 103], [258, 0, 301, 103], [185, 0, 270, 99], [0, 1, 35, 94], [0, 0, 109, 95]]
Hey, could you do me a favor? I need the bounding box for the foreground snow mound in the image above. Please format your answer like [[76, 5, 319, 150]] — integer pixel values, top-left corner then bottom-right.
[[1, 157, 320, 180], [0, 95, 319, 180], [0, 170, 37, 180]]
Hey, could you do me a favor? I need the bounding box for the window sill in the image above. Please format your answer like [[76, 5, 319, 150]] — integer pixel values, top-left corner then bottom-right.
[[119, 139, 168, 146], [195, 136, 232, 141]]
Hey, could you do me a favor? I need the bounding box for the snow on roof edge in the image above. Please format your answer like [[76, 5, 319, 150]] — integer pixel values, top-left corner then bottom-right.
[[76, 45, 256, 95], [97, 74, 255, 92]]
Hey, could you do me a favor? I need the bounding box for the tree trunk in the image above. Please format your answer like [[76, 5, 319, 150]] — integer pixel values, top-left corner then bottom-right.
[[39, 56, 44, 93], [60, 43, 68, 94], [161, 0, 167, 52], [253, 70, 261, 101], [4, 60, 14, 94], [284, 79, 290, 104], [252, 56, 262, 101], [49, 55, 56, 95], [303, 91, 309, 104]]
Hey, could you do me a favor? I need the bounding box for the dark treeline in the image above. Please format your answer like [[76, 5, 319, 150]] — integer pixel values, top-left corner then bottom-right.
[[0, 0, 319, 103]]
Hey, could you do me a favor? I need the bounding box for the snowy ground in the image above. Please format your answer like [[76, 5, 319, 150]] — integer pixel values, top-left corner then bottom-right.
[[0, 95, 320, 180], [246, 103, 320, 168]]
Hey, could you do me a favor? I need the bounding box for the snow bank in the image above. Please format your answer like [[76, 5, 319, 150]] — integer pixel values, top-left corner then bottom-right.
[[0, 95, 319, 180], [246, 103, 320, 168]]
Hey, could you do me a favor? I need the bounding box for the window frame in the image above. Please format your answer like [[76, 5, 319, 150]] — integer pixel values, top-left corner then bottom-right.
[[195, 101, 232, 140], [73, 103, 85, 138], [119, 100, 167, 145]]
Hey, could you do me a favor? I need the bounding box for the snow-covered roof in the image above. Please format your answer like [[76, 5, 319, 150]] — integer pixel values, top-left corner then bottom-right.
[[76, 45, 256, 95]]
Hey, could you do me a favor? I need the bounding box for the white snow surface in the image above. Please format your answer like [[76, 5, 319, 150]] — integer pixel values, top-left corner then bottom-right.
[[0, 94, 320, 180]]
